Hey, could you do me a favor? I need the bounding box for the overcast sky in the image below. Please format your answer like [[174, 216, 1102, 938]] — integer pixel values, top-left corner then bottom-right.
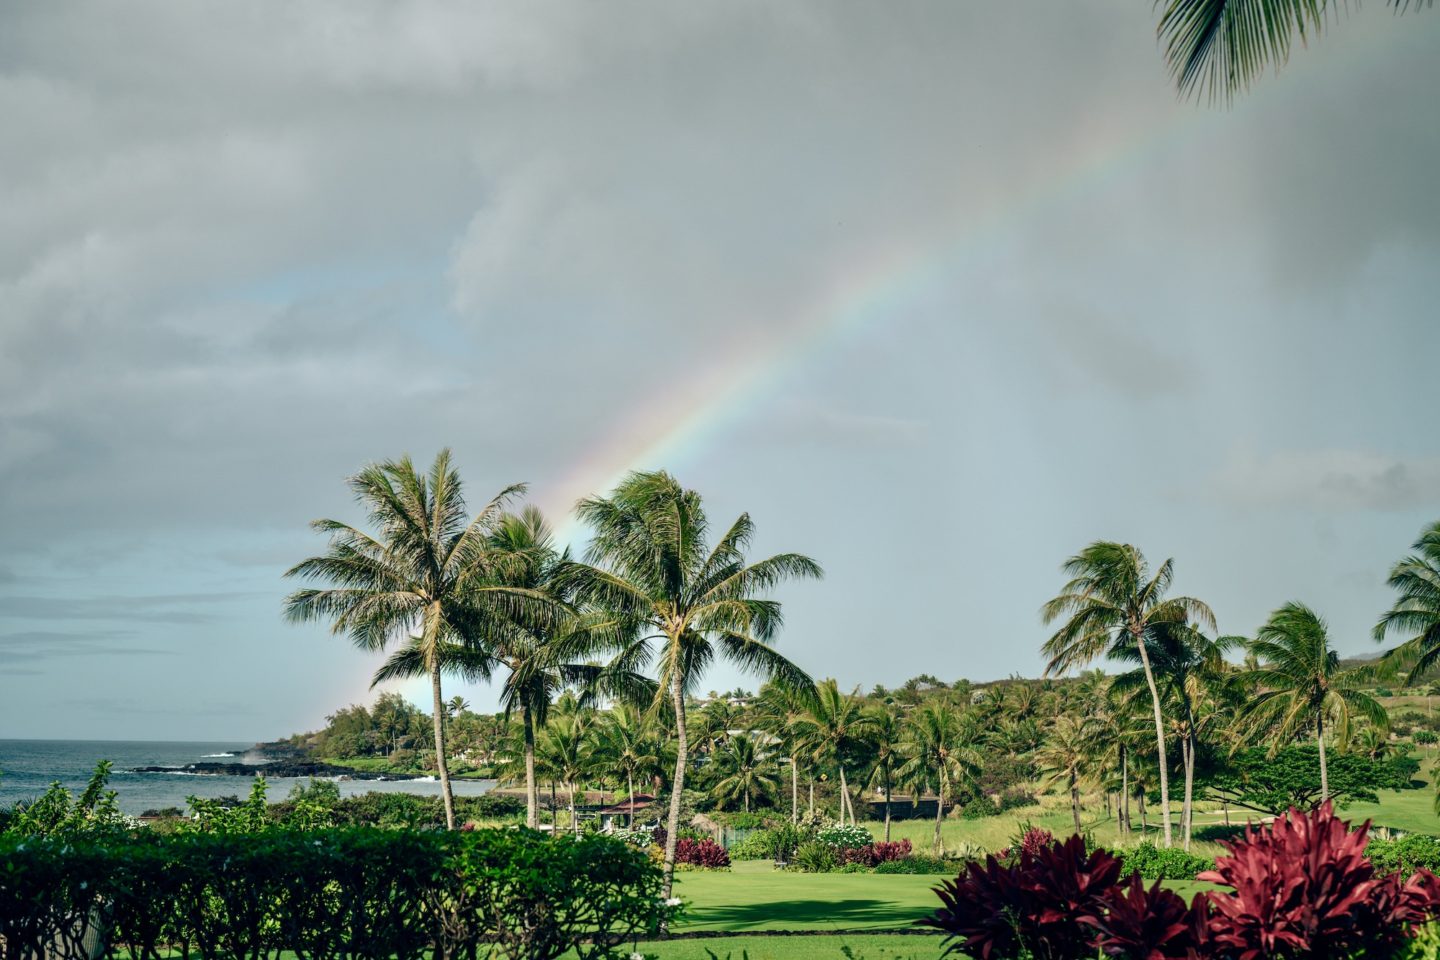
[[3, 2, 1438, 741]]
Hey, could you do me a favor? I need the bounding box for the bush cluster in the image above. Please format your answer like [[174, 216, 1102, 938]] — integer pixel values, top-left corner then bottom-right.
[[922, 803, 1440, 960], [0, 827, 667, 960], [1111, 841, 1213, 880], [674, 837, 730, 868], [1370, 835, 1440, 876]]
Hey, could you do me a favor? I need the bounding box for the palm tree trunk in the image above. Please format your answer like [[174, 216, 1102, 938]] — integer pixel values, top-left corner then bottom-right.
[[1138, 789, 1148, 834], [429, 659, 456, 831], [1317, 716, 1329, 802], [791, 757, 798, 824], [1183, 733, 1196, 851], [1133, 628, 1173, 847], [1121, 746, 1130, 841], [883, 769, 892, 843], [1069, 769, 1081, 835], [627, 770, 636, 828], [570, 780, 579, 836], [523, 706, 538, 830], [660, 666, 688, 911], [933, 777, 946, 857], [808, 777, 814, 816], [838, 766, 850, 825]]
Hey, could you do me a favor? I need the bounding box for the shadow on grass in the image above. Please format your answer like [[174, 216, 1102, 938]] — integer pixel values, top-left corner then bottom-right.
[[1192, 824, 1248, 843], [690, 898, 925, 929]]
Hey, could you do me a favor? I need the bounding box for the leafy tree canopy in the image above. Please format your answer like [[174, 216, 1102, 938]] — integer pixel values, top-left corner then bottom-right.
[[1197, 746, 1419, 815]]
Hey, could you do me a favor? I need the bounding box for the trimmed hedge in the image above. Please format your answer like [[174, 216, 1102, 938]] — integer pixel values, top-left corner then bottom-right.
[[1111, 841, 1213, 880], [0, 827, 665, 960]]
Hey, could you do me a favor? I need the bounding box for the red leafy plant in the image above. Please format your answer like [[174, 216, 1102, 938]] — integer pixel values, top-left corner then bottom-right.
[[1200, 802, 1440, 960], [919, 834, 1122, 960], [674, 837, 730, 868], [1081, 873, 1207, 960], [837, 839, 913, 867]]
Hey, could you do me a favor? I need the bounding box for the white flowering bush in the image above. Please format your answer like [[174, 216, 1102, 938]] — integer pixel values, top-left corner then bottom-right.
[[815, 823, 873, 849]]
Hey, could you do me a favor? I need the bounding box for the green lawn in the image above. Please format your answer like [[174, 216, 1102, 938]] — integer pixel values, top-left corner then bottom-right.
[[611, 933, 948, 959], [1347, 781, 1440, 835]]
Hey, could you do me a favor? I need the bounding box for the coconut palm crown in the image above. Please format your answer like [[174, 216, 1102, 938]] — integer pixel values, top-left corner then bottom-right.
[[1041, 541, 1215, 848], [557, 470, 821, 905], [282, 450, 524, 830]]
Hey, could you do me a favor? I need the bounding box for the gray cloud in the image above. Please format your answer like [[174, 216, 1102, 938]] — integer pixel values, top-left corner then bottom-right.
[[0, 2, 1437, 737], [1212, 450, 1440, 512]]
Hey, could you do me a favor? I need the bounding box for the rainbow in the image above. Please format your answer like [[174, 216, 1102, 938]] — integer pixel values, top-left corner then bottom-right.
[[537, 106, 1222, 546]]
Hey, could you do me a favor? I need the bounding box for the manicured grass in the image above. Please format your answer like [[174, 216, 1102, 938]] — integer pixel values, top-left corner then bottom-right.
[[674, 861, 944, 932], [674, 861, 1219, 934], [613, 933, 948, 959], [1347, 781, 1440, 835]]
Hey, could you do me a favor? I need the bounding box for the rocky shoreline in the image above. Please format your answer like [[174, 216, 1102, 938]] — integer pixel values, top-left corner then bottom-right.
[[131, 760, 414, 781]]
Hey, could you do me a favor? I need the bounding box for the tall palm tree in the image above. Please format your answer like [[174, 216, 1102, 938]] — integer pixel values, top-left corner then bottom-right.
[[1035, 715, 1096, 836], [1241, 601, 1388, 800], [1041, 542, 1215, 848], [592, 704, 663, 826], [712, 734, 777, 812], [558, 470, 821, 904], [1375, 521, 1440, 682], [538, 711, 593, 835], [1155, 0, 1433, 103], [792, 680, 875, 825], [896, 702, 981, 856], [1112, 621, 1238, 850], [753, 681, 812, 823], [283, 450, 524, 830], [862, 705, 905, 842]]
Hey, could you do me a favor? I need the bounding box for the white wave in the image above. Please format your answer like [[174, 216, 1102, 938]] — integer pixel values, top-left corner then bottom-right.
[[200, 753, 236, 758]]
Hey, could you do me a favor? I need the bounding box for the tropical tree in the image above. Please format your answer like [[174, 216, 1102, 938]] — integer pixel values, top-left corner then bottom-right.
[[862, 705, 905, 842], [1034, 715, 1096, 835], [712, 734, 777, 812], [591, 704, 664, 825], [283, 450, 524, 830], [753, 681, 813, 823], [896, 702, 981, 856], [1112, 621, 1239, 850], [446, 696, 470, 718], [1375, 520, 1440, 682], [558, 470, 821, 904], [537, 711, 592, 835], [1041, 542, 1215, 847], [792, 680, 875, 825], [1240, 601, 1388, 800], [1154, 0, 1433, 103]]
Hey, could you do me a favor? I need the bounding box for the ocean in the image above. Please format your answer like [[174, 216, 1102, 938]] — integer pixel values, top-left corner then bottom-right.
[[0, 740, 496, 815]]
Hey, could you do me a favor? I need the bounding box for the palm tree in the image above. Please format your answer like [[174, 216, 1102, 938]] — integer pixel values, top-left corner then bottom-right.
[[446, 696, 470, 718], [538, 711, 592, 835], [1112, 621, 1239, 850], [712, 734, 777, 812], [1041, 542, 1215, 848], [1375, 521, 1440, 683], [1035, 715, 1096, 836], [1240, 601, 1388, 800], [753, 681, 812, 823], [283, 450, 524, 830], [592, 704, 663, 826], [862, 705, 905, 842], [1154, 0, 1433, 103], [793, 680, 875, 825], [896, 702, 981, 856], [558, 470, 821, 904]]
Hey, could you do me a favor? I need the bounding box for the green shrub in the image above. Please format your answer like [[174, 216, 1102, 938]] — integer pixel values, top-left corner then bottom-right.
[[874, 855, 954, 874], [1416, 731, 1439, 745], [726, 829, 778, 861], [816, 823, 873, 849], [1112, 842, 1212, 880], [960, 795, 1000, 819], [0, 827, 666, 960], [1378, 688, 1396, 698], [1369, 835, 1440, 875], [793, 840, 838, 872]]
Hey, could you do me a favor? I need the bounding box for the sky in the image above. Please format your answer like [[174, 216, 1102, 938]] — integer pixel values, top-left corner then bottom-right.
[[2, 2, 1439, 742]]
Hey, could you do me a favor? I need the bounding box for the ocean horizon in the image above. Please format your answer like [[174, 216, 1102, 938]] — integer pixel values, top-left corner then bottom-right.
[[0, 739, 496, 815]]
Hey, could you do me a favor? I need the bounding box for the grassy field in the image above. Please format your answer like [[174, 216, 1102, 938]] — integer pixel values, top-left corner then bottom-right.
[[594, 933, 948, 959]]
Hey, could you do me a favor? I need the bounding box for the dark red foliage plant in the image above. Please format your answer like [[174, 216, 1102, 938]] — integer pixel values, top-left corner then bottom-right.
[[919, 834, 1122, 960], [674, 837, 730, 868], [1200, 802, 1440, 960], [1081, 873, 1207, 960], [836, 839, 913, 867]]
